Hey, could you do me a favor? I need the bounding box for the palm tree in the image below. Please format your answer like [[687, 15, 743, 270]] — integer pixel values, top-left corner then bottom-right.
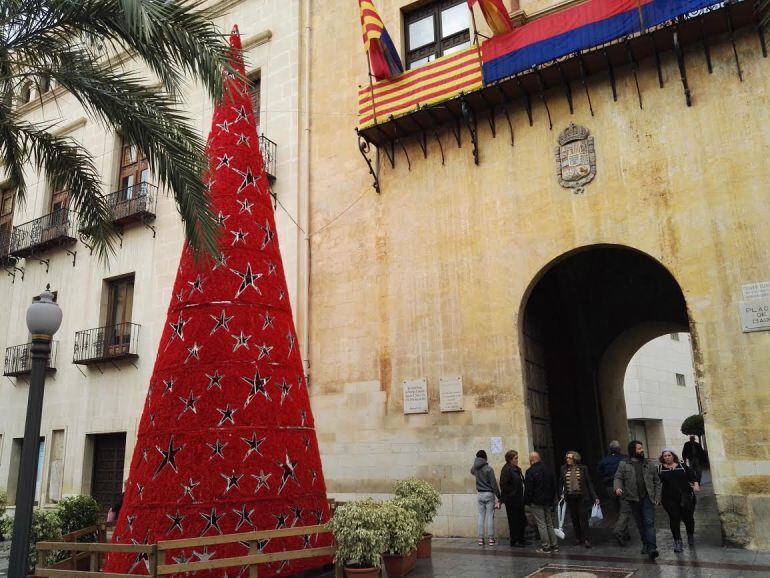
[[0, 0, 234, 260]]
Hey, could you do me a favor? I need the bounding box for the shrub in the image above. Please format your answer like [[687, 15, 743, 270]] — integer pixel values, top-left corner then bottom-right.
[[681, 414, 705, 437], [393, 478, 442, 529], [379, 500, 421, 557], [0, 489, 7, 518], [0, 508, 62, 572], [56, 495, 100, 536], [327, 499, 386, 569]]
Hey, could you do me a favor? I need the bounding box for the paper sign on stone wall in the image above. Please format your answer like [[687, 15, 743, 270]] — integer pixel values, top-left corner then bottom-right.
[[403, 378, 429, 414], [439, 376, 464, 412]]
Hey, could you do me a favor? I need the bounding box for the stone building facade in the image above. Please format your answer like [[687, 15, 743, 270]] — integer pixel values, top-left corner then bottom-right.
[[0, 0, 308, 515], [307, 0, 770, 548]]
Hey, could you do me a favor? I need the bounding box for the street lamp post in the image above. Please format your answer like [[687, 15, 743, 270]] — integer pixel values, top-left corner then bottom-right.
[[7, 286, 62, 578]]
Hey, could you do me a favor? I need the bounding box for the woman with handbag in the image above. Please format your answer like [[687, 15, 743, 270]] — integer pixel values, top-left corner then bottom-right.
[[658, 449, 700, 552], [559, 451, 599, 548]]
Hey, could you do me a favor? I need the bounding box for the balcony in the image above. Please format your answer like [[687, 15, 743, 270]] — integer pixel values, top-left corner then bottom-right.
[[73, 322, 140, 365], [106, 182, 158, 227], [3, 341, 58, 377], [9, 209, 76, 259], [259, 135, 276, 182], [0, 226, 15, 266]]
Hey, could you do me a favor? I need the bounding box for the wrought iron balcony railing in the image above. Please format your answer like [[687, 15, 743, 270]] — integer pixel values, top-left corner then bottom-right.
[[0, 226, 14, 266], [73, 322, 140, 365], [3, 341, 58, 377], [259, 135, 276, 182], [106, 182, 158, 226], [9, 208, 76, 258]]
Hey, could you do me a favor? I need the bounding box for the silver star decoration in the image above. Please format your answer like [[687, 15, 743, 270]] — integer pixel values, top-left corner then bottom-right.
[[274, 511, 288, 529], [290, 505, 304, 527], [232, 105, 250, 124], [153, 435, 184, 479], [210, 309, 234, 335], [207, 439, 227, 460], [216, 404, 237, 427], [237, 198, 254, 214], [193, 548, 215, 562], [287, 331, 296, 355], [128, 533, 150, 573], [213, 252, 230, 271], [136, 482, 145, 499], [188, 275, 204, 297], [251, 470, 272, 493], [233, 166, 259, 194], [300, 409, 307, 427], [257, 343, 273, 360], [175, 288, 185, 303], [231, 330, 252, 352], [236, 132, 251, 147], [231, 263, 263, 298], [206, 370, 224, 390], [161, 377, 175, 396], [168, 312, 190, 345], [177, 390, 200, 418], [243, 370, 271, 406], [230, 228, 248, 246], [266, 261, 277, 275], [258, 219, 274, 249], [278, 289, 285, 301], [184, 342, 202, 363], [277, 452, 299, 494], [141, 447, 150, 462], [171, 552, 191, 565], [302, 534, 313, 549], [233, 504, 255, 531], [165, 509, 186, 535], [216, 119, 232, 133], [126, 514, 137, 533], [220, 471, 244, 494], [216, 153, 233, 170], [277, 378, 292, 406], [260, 311, 275, 330], [215, 211, 230, 227], [312, 509, 324, 524], [200, 507, 225, 535], [180, 477, 200, 501], [242, 433, 266, 461]]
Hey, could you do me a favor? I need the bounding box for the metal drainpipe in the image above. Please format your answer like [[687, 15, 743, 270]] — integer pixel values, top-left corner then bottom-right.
[[299, 0, 312, 382]]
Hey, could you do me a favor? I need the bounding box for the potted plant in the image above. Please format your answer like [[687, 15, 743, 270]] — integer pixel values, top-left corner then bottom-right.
[[379, 500, 421, 577], [393, 478, 441, 558], [327, 499, 386, 578]]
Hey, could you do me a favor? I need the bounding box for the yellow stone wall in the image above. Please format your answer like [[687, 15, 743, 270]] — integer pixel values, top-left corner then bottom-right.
[[308, 0, 770, 546]]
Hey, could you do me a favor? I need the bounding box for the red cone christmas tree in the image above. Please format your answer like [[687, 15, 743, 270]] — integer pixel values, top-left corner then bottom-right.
[[104, 28, 331, 577]]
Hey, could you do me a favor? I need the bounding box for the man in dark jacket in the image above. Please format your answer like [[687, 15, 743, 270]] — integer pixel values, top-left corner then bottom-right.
[[682, 436, 705, 483], [598, 440, 631, 545], [500, 450, 527, 547], [524, 452, 559, 553], [615, 440, 662, 561]]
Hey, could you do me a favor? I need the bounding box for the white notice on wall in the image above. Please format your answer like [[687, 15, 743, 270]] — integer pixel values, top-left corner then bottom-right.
[[403, 378, 429, 414], [490, 437, 503, 455], [742, 281, 770, 301], [439, 376, 464, 412], [739, 299, 770, 333]]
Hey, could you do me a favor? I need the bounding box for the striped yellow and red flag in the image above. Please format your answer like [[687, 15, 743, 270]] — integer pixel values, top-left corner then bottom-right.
[[359, 0, 403, 80], [358, 46, 484, 129], [468, 0, 514, 36]]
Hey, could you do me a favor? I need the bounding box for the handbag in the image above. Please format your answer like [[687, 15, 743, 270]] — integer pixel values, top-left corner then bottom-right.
[[554, 499, 566, 540], [589, 503, 604, 527]]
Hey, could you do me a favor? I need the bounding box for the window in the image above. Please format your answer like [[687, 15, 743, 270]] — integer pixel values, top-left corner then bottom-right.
[[50, 188, 69, 213], [670, 333, 680, 341], [39, 75, 51, 94], [0, 187, 14, 253], [106, 275, 135, 354], [19, 82, 32, 104], [8, 437, 45, 505], [676, 373, 686, 386], [117, 138, 150, 200], [249, 74, 261, 135], [404, 0, 471, 69], [47, 429, 65, 503]]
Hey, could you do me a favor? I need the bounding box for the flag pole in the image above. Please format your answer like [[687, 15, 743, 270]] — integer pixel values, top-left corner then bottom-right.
[[636, 0, 646, 32], [469, 4, 480, 45], [366, 53, 379, 126]]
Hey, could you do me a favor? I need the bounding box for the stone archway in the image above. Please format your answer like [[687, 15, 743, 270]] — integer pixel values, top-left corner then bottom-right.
[[518, 244, 690, 469]]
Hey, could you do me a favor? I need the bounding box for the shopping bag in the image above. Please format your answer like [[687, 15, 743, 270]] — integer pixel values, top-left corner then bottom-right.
[[554, 499, 566, 539], [106, 508, 116, 523], [589, 503, 603, 527]]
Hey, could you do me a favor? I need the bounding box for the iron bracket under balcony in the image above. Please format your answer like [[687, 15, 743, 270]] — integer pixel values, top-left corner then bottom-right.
[[9, 209, 77, 259], [3, 341, 58, 378], [73, 322, 140, 366]]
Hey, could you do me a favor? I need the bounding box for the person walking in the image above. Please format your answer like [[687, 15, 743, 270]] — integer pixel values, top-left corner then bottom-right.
[[614, 440, 662, 561], [559, 451, 599, 548], [471, 449, 501, 546], [682, 436, 705, 484], [524, 451, 559, 554], [599, 441, 632, 546], [500, 450, 527, 547], [658, 449, 700, 552]]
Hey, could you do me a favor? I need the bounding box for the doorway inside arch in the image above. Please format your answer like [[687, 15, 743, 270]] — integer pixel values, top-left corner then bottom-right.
[[520, 245, 719, 542]]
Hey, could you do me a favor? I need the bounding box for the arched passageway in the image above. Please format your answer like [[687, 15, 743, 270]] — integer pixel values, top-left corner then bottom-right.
[[520, 245, 690, 470]]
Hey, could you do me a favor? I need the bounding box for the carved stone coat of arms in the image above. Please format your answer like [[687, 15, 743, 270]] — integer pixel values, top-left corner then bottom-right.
[[554, 123, 596, 193]]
